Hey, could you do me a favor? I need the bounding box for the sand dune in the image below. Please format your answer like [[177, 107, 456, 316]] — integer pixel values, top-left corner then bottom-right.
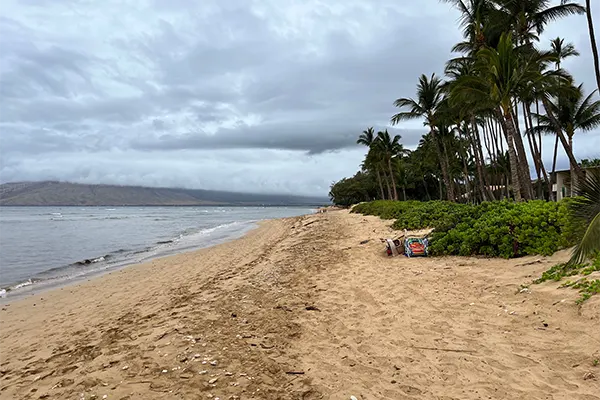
[[1, 210, 599, 399]]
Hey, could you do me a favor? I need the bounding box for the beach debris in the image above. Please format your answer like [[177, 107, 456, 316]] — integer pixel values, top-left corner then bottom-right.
[[162, 369, 168, 373], [102, 396, 107, 399], [359, 240, 370, 245], [350, 396, 358, 400], [208, 377, 218, 384], [210, 360, 218, 366], [409, 345, 476, 354], [516, 259, 543, 267], [121, 366, 129, 370], [285, 371, 305, 375], [583, 372, 596, 380], [305, 305, 321, 312]]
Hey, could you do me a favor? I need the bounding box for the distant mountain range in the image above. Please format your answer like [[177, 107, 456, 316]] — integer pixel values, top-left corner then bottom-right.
[[0, 181, 329, 206]]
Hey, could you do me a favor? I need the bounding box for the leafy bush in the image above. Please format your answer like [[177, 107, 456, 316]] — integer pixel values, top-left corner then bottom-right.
[[353, 199, 578, 258], [352, 200, 421, 220]]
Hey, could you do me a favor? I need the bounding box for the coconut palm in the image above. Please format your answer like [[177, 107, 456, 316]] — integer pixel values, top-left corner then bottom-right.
[[493, 0, 585, 45], [550, 37, 580, 69], [357, 127, 386, 200], [375, 130, 406, 201], [391, 73, 456, 201], [569, 172, 600, 264], [530, 84, 600, 195], [547, 37, 581, 192], [586, 0, 600, 92], [449, 33, 550, 200]]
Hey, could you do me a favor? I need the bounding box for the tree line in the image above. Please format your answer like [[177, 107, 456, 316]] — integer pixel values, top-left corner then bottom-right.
[[330, 0, 600, 207]]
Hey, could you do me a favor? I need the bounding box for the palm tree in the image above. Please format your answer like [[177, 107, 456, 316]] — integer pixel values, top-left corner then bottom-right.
[[449, 33, 549, 200], [569, 172, 600, 264], [548, 37, 581, 193], [357, 127, 386, 200], [586, 0, 600, 92], [391, 73, 456, 201], [493, 0, 585, 46], [530, 84, 600, 195], [375, 130, 405, 201], [550, 37, 580, 69]]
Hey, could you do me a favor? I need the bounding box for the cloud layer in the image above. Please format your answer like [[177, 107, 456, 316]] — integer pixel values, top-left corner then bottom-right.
[[1, 0, 598, 195]]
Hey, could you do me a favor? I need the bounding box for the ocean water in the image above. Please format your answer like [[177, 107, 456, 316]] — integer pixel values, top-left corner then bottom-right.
[[0, 206, 313, 298]]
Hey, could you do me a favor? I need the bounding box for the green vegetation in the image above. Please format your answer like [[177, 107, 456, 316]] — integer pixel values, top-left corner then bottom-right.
[[329, 1, 600, 207], [561, 279, 600, 304], [534, 254, 600, 303], [569, 173, 600, 264], [353, 200, 577, 258]]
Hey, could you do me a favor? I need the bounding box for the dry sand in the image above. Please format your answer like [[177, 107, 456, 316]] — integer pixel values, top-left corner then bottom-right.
[[1, 210, 599, 399]]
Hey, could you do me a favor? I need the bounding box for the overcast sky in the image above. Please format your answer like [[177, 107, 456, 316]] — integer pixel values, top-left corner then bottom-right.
[[1, 0, 598, 195]]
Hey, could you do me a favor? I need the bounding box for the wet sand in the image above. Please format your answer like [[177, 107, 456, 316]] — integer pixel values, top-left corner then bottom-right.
[[1, 210, 599, 399]]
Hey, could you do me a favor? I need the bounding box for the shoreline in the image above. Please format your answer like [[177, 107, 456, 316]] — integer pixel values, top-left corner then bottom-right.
[[0, 220, 262, 303], [1, 210, 598, 399]]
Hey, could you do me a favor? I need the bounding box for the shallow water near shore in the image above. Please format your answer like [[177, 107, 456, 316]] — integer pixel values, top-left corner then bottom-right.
[[0, 206, 313, 297]]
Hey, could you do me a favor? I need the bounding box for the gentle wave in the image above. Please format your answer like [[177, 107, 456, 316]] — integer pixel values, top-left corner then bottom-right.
[[2, 221, 255, 295]]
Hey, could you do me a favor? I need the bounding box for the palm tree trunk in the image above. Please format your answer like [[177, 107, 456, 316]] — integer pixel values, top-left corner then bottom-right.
[[423, 177, 431, 201], [388, 158, 398, 201], [471, 118, 495, 201], [540, 97, 585, 181], [383, 170, 393, 200], [525, 103, 551, 199], [376, 169, 386, 200], [497, 109, 523, 201], [551, 134, 560, 201], [510, 105, 534, 200], [587, 0, 600, 92], [569, 132, 576, 196], [522, 103, 542, 198], [431, 130, 454, 201]]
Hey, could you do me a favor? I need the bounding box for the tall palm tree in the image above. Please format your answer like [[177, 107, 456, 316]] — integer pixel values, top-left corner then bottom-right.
[[530, 84, 600, 195], [357, 127, 386, 200], [550, 37, 580, 69], [548, 37, 581, 190], [391, 73, 456, 201], [493, 0, 585, 46], [375, 130, 405, 201], [449, 33, 549, 200], [569, 172, 600, 264], [586, 0, 600, 92]]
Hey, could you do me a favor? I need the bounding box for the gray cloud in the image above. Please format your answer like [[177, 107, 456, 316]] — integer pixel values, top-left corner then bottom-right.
[[0, 0, 598, 195]]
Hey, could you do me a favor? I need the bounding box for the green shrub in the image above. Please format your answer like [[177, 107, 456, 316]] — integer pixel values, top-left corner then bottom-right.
[[352, 200, 420, 220], [353, 199, 578, 258]]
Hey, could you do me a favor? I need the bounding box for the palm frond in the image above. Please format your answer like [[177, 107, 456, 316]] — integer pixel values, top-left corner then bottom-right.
[[569, 172, 600, 264], [534, 3, 586, 33]]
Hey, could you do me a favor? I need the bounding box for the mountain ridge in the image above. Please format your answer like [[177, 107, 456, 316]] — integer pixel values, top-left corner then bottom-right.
[[0, 181, 328, 206]]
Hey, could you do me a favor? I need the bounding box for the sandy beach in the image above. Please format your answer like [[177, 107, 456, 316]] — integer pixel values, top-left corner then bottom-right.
[[1, 210, 599, 399]]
